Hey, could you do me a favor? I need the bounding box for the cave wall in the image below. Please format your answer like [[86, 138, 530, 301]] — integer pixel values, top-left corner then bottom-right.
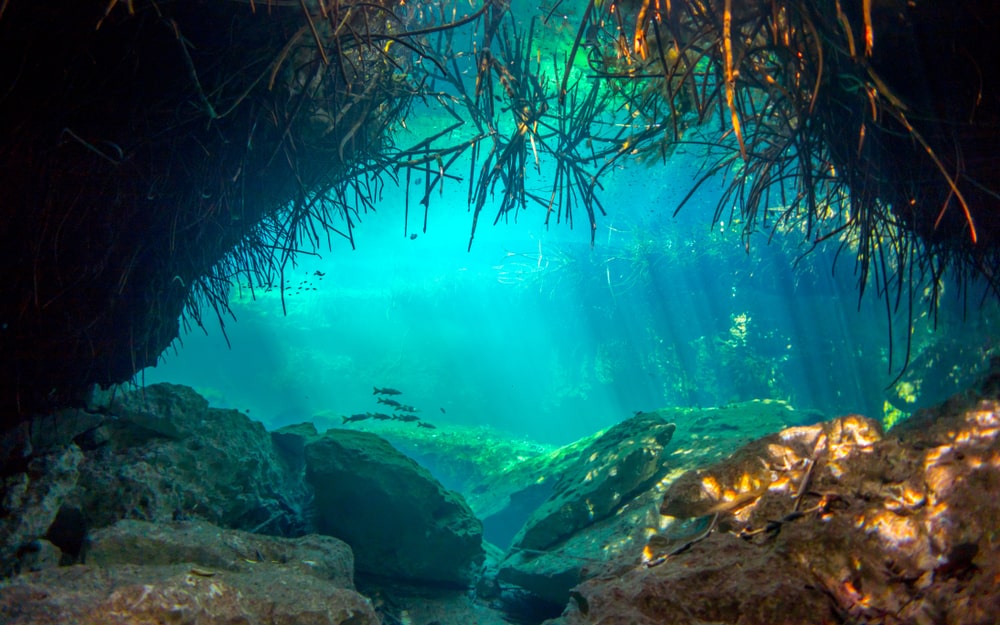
[[0, 0, 398, 421]]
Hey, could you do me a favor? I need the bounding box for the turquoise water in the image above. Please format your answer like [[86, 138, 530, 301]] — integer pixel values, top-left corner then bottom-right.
[[141, 134, 997, 445]]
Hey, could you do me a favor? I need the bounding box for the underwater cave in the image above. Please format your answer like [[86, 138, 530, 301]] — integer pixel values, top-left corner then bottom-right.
[[2, 0, 1000, 623]]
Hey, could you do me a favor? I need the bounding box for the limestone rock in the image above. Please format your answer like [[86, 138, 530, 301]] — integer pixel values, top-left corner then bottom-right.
[[0, 384, 314, 575], [0, 444, 83, 577], [497, 482, 667, 606], [469, 401, 799, 553], [496, 412, 675, 605], [660, 414, 882, 520], [0, 563, 378, 625], [545, 534, 839, 625], [305, 429, 484, 586], [86, 518, 355, 587], [70, 383, 311, 536], [0, 516, 372, 624], [467, 433, 599, 548], [271, 421, 319, 473], [546, 388, 1000, 625], [508, 412, 675, 552]]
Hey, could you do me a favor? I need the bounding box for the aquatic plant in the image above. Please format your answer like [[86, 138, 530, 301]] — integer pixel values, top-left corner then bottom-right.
[[564, 0, 1000, 373], [2, 0, 998, 418]]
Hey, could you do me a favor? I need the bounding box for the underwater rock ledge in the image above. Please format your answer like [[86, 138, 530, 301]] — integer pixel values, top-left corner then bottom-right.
[[0, 518, 377, 625], [304, 428, 485, 586], [543, 376, 1000, 625], [496, 412, 677, 606], [0, 383, 484, 591], [4, 377, 1000, 624], [0, 383, 312, 578]]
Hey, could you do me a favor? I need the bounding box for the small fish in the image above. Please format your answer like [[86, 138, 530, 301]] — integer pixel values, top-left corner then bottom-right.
[[393, 404, 417, 412], [394, 414, 420, 423], [371, 412, 394, 421], [409, 233, 418, 240], [373, 386, 403, 396], [417, 422, 437, 429], [314, 270, 325, 277], [342, 413, 371, 424], [378, 397, 402, 408], [189, 567, 217, 578], [439, 407, 446, 414]]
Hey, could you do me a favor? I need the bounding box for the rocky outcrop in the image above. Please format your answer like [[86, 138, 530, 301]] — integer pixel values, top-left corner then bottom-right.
[[271, 421, 320, 476], [0, 518, 375, 625], [1, 384, 489, 591], [496, 412, 676, 605], [305, 429, 484, 586], [496, 482, 668, 606], [468, 400, 805, 552], [509, 412, 676, 552], [0, 445, 84, 577], [85, 519, 356, 587], [0, 383, 313, 575], [545, 382, 1000, 625], [72, 383, 312, 534], [467, 432, 599, 549]]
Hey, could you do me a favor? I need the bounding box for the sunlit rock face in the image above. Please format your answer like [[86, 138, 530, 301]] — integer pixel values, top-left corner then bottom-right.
[[511, 412, 676, 552], [497, 412, 676, 605], [546, 382, 1000, 625], [305, 429, 485, 586], [659, 414, 882, 522]]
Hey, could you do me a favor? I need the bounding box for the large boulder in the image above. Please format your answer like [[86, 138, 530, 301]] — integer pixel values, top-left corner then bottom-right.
[[0, 563, 376, 625], [546, 383, 1000, 625], [496, 412, 676, 604], [70, 383, 311, 535], [0, 517, 375, 625], [85, 519, 356, 587], [305, 429, 484, 586], [466, 400, 802, 553], [0, 445, 84, 577], [496, 483, 667, 606], [466, 432, 600, 549], [0, 384, 313, 575], [506, 412, 676, 553]]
